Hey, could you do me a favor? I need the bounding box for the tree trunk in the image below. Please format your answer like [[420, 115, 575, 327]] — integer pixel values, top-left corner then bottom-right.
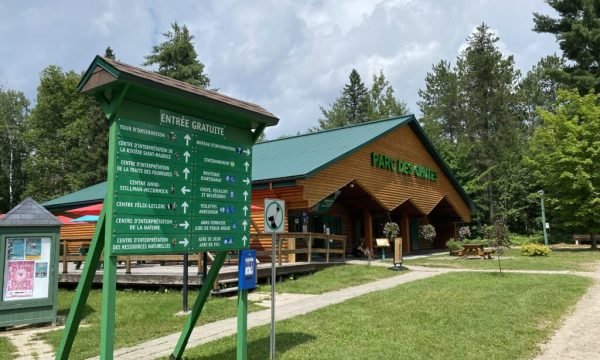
[[591, 231, 597, 250]]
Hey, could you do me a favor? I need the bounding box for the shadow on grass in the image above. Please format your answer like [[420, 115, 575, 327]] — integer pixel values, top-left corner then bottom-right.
[[184, 331, 316, 360], [55, 304, 96, 325], [551, 248, 599, 253]]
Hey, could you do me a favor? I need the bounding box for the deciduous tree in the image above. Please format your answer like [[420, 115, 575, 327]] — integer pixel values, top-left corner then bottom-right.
[[525, 90, 600, 248]]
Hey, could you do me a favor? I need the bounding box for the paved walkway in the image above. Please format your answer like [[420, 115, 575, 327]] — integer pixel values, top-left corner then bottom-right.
[[90, 269, 444, 359]]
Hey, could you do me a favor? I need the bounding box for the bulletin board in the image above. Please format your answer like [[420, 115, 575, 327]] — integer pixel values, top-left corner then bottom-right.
[[3, 237, 51, 301]]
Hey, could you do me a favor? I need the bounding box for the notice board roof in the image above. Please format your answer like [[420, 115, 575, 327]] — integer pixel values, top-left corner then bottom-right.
[[77, 56, 279, 129], [0, 197, 61, 227]]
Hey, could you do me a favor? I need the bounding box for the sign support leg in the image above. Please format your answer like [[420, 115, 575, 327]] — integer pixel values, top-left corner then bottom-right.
[[100, 254, 118, 359], [170, 251, 227, 360], [56, 211, 106, 359], [236, 288, 248, 360]]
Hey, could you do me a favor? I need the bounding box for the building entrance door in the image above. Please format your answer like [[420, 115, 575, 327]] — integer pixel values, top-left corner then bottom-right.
[[410, 218, 420, 251]]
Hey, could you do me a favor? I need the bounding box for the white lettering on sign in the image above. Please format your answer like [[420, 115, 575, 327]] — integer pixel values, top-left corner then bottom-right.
[[160, 112, 225, 137]]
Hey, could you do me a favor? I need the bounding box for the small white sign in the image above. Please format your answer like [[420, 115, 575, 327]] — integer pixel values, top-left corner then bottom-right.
[[545, 222, 550, 229], [264, 199, 285, 234]]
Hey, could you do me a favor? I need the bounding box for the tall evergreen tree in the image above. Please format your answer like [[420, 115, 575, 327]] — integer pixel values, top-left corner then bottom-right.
[[318, 69, 407, 130], [144, 22, 210, 87], [0, 88, 29, 211], [534, 0, 600, 93], [342, 69, 369, 124], [104, 46, 116, 60], [419, 23, 523, 226]]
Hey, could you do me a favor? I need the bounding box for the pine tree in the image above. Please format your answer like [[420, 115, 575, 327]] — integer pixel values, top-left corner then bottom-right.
[[144, 22, 210, 88], [534, 0, 600, 93], [342, 69, 369, 124], [104, 46, 116, 60]]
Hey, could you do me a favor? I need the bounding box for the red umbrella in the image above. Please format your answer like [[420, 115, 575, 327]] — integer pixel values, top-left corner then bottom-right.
[[66, 203, 103, 216], [251, 205, 263, 211], [56, 215, 75, 224]]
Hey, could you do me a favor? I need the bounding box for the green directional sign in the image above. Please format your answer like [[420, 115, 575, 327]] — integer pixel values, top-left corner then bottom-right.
[[109, 110, 253, 255]]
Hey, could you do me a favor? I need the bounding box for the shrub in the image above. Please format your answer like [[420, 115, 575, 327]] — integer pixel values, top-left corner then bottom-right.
[[521, 243, 551, 256], [511, 233, 543, 245], [445, 238, 464, 251]]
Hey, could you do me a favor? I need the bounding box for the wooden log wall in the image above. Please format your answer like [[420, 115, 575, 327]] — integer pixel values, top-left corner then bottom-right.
[[298, 125, 471, 221]]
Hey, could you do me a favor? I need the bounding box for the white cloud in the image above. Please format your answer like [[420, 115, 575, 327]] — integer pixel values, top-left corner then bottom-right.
[[0, 0, 560, 138]]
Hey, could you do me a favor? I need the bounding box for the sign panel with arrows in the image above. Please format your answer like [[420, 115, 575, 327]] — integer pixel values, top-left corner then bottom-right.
[[109, 109, 253, 255]]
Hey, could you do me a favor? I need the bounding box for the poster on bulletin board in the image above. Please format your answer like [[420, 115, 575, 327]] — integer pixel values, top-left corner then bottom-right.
[[3, 237, 51, 301]]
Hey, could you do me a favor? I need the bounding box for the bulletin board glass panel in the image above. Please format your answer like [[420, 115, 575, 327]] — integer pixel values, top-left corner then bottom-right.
[[3, 237, 51, 301]]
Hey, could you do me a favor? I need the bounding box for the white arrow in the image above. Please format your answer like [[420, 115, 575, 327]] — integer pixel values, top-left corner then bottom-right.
[[183, 167, 190, 180], [242, 205, 248, 216], [184, 134, 191, 146], [244, 161, 250, 172], [243, 148, 251, 156], [182, 201, 189, 214], [242, 220, 248, 231], [183, 151, 191, 163], [181, 186, 191, 195], [179, 220, 189, 230], [243, 191, 249, 201], [179, 238, 189, 247], [242, 235, 248, 246], [243, 178, 250, 185]]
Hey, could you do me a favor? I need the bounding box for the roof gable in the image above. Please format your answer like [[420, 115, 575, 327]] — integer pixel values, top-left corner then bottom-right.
[[252, 115, 413, 182], [0, 197, 61, 226]]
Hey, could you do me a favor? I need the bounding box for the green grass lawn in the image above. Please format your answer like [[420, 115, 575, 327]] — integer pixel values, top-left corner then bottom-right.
[[0, 336, 16, 359], [179, 272, 591, 360], [269, 264, 402, 294], [40, 288, 265, 360], [404, 247, 600, 271]]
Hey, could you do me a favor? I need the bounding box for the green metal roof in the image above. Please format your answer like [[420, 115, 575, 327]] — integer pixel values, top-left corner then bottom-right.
[[252, 115, 413, 181], [43, 115, 474, 211], [43, 181, 107, 209]]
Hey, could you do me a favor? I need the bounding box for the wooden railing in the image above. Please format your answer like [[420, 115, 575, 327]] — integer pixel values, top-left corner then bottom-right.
[[251, 232, 346, 265], [59, 231, 346, 274]]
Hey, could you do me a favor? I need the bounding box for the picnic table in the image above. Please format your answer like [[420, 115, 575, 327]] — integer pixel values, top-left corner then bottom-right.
[[461, 244, 493, 259]]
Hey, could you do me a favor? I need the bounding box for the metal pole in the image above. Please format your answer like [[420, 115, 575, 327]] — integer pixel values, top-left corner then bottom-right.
[[183, 253, 189, 312], [270, 232, 276, 360], [539, 190, 549, 246], [202, 252, 208, 285]]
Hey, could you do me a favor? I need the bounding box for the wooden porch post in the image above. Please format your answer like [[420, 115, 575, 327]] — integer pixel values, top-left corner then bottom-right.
[[363, 209, 373, 253], [401, 213, 410, 253]]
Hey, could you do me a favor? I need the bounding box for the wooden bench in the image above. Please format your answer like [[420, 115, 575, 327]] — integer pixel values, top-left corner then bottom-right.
[[573, 234, 600, 245], [460, 244, 493, 259]]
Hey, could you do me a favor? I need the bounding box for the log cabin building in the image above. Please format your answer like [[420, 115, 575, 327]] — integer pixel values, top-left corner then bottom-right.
[[44, 114, 472, 260]]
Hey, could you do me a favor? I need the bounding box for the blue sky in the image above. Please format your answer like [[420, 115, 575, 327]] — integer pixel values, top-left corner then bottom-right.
[[0, 0, 559, 138]]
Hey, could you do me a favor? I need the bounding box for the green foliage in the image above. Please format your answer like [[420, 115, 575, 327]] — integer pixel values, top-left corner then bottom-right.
[[419, 23, 526, 228], [317, 69, 408, 131], [521, 243, 552, 257], [383, 221, 399, 240], [144, 22, 210, 88], [511, 233, 544, 245], [0, 88, 29, 212], [22, 65, 108, 202], [419, 224, 437, 242], [525, 90, 600, 248], [534, 0, 600, 94], [445, 238, 464, 251]]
